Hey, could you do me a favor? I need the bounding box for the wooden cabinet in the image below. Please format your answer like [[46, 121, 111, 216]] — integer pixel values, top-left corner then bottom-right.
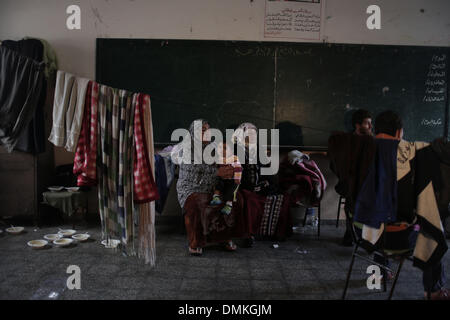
[[0, 80, 55, 222]]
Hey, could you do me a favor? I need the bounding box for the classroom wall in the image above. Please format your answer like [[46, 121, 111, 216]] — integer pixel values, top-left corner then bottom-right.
[[1, 0, 449, 165], [1, 0, 448, 221]]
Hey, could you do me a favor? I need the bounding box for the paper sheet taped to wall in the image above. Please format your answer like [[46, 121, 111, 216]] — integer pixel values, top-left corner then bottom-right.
[[264, 0, 322, 40]]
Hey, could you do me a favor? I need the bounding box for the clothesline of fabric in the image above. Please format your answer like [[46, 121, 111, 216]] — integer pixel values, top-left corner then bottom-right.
[[48, 69, 160, 266]]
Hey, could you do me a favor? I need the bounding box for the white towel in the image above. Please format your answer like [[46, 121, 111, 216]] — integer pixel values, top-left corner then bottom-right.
[[48, 70, 75, 146], [65, 77, 90, 152]]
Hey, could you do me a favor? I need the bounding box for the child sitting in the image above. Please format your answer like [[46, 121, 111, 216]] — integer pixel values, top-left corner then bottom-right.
[[210, 142, 242, 214]]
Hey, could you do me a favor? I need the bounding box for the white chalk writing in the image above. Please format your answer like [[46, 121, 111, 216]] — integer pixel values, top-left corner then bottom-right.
[[423, 54, 447, 104], [421, 118, 442, 126]]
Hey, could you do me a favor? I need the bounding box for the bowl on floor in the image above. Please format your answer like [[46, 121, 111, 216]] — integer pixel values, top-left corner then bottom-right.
[[101, 239, 120, 249], [72, 233, 90, 242], [53, 238, 74, 247], [44, 234, 62, 241], [6, 227, 24, 234], [27, 239, 48, 249], [58, 229, 76, 237]]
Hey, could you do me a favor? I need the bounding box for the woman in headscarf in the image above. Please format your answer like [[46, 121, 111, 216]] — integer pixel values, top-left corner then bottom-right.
[[175, 119, 239, 256], [234, 122, 292, 245]]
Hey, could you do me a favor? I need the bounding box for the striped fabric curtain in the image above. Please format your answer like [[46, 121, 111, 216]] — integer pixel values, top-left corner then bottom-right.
[[96, 85, 158, 263], [97, 85, 136, 255]]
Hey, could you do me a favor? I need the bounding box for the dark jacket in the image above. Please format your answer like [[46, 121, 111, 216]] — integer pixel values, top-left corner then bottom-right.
[[328, 131, 376, 214], [0, 45, 45, 152], [1, 39, 47, 154], [354, 138, 399, 228]]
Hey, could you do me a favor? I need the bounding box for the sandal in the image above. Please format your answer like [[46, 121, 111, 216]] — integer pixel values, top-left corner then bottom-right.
[[425, 288, 450, 300], [189, 247, 203, 256], [223, 241, 237, 252]]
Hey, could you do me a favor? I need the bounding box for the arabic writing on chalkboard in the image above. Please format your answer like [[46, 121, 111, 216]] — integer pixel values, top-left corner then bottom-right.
[[423, 54, 446, 103]]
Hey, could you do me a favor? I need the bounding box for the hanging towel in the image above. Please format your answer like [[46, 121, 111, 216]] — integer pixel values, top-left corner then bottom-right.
[[48, 70, 76, 147], [65, 76, 90, 152], [0, 46, 45, 152], [73, 81, 98, 186]]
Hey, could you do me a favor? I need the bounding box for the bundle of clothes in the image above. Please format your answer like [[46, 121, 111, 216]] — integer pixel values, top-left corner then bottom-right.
[[48, 70, 160, 265], [0, 38, 57, 153], [328, 132, 449, 270], [278, 150, 327, 207]]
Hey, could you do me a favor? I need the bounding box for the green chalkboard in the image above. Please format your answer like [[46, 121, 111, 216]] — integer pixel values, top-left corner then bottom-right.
[[96, 39, 449, 146]]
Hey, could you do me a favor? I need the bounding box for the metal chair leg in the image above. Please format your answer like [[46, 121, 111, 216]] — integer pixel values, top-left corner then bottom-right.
[[302, 207, 308, 227], [317, 203, 321, 238], [336, 196, 342, 228], [342, 243, 359, 300], [388, 258, 405, 300]]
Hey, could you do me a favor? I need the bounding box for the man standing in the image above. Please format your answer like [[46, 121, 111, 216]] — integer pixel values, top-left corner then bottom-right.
[[352, 109, 373, 136]]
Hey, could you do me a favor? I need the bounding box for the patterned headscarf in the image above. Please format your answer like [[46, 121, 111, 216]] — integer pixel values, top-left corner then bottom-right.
[[175, 119, 218, 209], [171, 119, 209, 164], [233, 122, 258, 162]]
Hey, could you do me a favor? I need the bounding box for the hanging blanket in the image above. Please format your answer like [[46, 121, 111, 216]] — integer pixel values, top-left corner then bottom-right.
[[137, 94, 157, 265], [133, 93, 159, 203], [73, 81, 98, 186], [97, 86, 136, 252]]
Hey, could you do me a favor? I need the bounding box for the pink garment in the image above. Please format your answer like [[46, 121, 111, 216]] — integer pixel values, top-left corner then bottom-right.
[[73, 81, 98, 186], [133, 93, 159, 203], [279, 158, 327, 206]]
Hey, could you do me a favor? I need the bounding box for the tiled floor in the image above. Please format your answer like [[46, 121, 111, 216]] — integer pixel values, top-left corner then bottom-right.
[[0, 222, 447, 300]]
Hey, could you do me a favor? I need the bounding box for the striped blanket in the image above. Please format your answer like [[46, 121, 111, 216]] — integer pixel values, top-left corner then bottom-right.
[[259, 194, 285, 237], [97, 85, 159, 259]]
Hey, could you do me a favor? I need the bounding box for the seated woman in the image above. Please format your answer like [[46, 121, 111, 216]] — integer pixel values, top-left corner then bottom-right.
[[175, 119, 241, 256], [234, 122, 292, 244]]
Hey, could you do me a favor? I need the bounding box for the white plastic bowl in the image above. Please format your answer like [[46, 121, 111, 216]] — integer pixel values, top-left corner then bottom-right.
[[53, 238, 74, 247], [44, 234, 62, 241], [101, 239, 120, 249], [65, 187, 80, 192], [58, 229, 76, 237], [48, 186, 64, 192], [27, 239, 48, 249], [72, 234, 90, 242], [6, 227, 24, 234]]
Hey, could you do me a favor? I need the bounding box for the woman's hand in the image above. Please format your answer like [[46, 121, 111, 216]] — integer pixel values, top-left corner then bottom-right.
[[217, 165, 234, 179]]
